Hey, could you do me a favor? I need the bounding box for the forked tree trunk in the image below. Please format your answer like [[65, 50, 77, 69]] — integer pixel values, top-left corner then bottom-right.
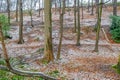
[[94, 0, 103, 52], [76, 0, 80, 46], [18, 0, 24, 44], [44, 0, 54, 62], [57, 0, 65, 59]]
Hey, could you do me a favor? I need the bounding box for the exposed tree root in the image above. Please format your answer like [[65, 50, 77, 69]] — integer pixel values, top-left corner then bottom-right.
[[0, 65, 57, 80]]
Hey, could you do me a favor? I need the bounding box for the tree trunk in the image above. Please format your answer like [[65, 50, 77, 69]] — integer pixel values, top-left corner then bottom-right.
[[76, 0, 80, 46], [96, 0, 99, 14], [87, 0, 90, 12], [16, 0, 19, 22], [68, 0, 70, 15], [91, 0, 94, 15], [44, 0, 54, 62], [57, 0, 65, 59], [7, 0, 10, 25], [113, 0, 117, 16], [55, 1, 57, 14], [18, 0, 24, 44], [59, 0, 62, 14], [74, 0, 77, 32], [38, 0, 40, 17], [81, 0, 84, 19], [30, 0, 34, 27], [41, 0, 44, 23], [94, 0, 103, 52], [30, 10, 34, 27], [0, 24, 12, 69]]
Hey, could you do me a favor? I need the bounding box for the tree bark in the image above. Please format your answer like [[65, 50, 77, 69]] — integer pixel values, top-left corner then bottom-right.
[[113, 0, 117, 16], [38, 0, 41, 17], [57, 0, 65, 59], [74, 0, 77, 32], [29, 0, 34, 27], [7, 0, 10, 25], [44, 0, 54, 62], [94, 0, 103, 52], [16, 0, 19, 22], [0, 24, 12, 69], [76, 0, 80, 46], [91, 0, 94, 15], [81, 0, 84, 19], [87, 0, 90, 12], [18, 0, 24, 44]]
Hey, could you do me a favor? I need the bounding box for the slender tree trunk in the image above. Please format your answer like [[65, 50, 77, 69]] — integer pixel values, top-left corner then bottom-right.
[[76, 0, 80, 46], [7, 0, 10, 25], [0, 24, 12, 69], [30, 0, 34, 27], [94, 0, 103, 52], [44, 0, 54, 62], [59, 0, 62, 14], [74, 0, 77, 32], [68, 0, 70, 15], [57, 0, 65, 59], [96, 0, 99, 14], [38, 0, 40, 17], [18, 0, 24, 44], [55, 1, 57, 14], [81, 0, 84, 19], [16, 0, 19, 22], [113, 0, 117, 16], [41, 0, 44, 23], [30, 10, 34, 27], [91, 0, 94, 15], [87, 0, 90, 12]]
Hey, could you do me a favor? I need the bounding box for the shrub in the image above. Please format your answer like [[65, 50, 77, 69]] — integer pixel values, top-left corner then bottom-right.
[[0, 14, 10, 37], [110, 16, 120, 43]]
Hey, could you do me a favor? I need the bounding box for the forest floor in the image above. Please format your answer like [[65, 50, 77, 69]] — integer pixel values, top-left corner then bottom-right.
[[1, 7, 120, 80]]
